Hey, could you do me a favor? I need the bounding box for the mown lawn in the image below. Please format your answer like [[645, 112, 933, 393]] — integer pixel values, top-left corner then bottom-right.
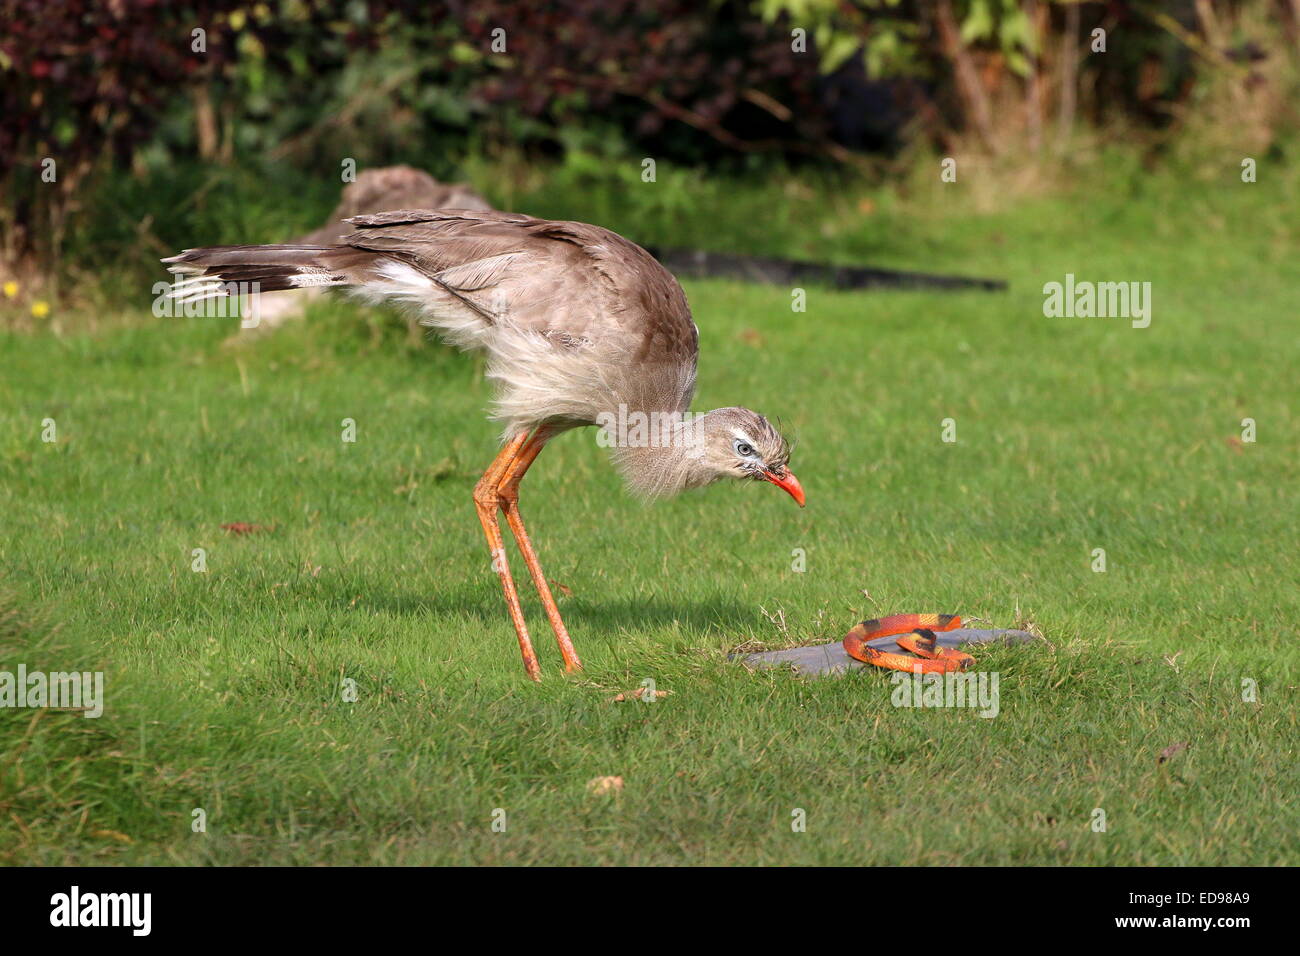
[[1, 160, 1297, 864]]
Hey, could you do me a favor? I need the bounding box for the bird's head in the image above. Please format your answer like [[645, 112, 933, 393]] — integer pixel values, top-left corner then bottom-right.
[[697, 407, 804, 507]]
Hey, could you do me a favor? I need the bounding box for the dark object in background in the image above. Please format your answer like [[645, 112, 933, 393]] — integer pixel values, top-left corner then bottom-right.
[[646, 246, 1006, 292]]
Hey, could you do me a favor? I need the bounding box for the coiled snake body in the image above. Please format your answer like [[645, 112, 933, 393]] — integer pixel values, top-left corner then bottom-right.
[[842, 613, 974, 673]]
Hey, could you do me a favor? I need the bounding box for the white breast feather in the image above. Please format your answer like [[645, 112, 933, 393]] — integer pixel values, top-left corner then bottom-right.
[[350, 258, 611, 434]]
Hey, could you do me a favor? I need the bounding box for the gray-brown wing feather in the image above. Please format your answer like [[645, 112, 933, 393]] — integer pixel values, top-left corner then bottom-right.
[[164, 210, 700, 426], [335, 210, 698, 368]]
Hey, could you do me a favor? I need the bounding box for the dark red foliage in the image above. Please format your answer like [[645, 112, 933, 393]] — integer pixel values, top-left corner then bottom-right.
[[1, 0, 247, 261], [441, 0, 831, 155], [1, 0, 834, 266]]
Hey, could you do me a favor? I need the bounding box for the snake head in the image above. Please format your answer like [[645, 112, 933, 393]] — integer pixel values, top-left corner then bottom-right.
[[910, 628, 938, 653]]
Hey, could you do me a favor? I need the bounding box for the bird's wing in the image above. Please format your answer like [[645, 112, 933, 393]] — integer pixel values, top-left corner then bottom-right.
[[163, 210, 701, 425], [335, 211, 699, 368]]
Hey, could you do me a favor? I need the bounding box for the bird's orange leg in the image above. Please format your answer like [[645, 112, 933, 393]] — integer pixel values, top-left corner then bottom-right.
[[496, 427, 582, 673], [473, 432, 541, 680]]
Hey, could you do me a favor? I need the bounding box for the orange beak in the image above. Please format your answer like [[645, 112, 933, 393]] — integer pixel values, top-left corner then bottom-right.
[[762, 468, 805, 507]]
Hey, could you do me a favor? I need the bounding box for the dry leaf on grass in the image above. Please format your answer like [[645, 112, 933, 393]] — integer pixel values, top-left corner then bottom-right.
[[586, 775, 624, 796], [220, 522, 271, 535], [609, 687, 671, 703], [1158, 741, 1190, 764]]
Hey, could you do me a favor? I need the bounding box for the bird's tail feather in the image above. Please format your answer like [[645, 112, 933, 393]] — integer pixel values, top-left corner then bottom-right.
[[161, 244, 359, 301]]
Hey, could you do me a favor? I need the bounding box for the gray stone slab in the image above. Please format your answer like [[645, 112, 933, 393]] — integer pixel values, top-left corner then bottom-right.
[[737, 628, 1038, 677]]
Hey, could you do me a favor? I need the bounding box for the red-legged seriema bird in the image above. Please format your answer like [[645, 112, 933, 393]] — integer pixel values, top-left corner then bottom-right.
[[163, 209, 804, 680]]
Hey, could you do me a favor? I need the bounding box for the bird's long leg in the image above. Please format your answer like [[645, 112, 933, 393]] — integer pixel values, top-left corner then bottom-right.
[[496, 427, 582, 673], [472, 432, 541, 681]]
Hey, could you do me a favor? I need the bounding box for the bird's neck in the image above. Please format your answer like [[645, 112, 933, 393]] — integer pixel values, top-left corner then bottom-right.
[[603, 408, 720, 500]]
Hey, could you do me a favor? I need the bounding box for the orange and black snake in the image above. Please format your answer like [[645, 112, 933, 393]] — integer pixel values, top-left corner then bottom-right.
[[842, 613, 974, 673]]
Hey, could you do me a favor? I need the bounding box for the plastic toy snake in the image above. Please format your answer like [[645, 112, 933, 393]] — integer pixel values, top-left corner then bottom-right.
[[842, 613, 974, 673]]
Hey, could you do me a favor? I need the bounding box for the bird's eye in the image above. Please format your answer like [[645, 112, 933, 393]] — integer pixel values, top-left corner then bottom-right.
[[734, 440, 756, 458]]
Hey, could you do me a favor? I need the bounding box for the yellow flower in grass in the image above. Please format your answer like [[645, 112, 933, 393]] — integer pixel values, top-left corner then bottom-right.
[[2, 280, 17, 298], [31, 300, 50, 319]]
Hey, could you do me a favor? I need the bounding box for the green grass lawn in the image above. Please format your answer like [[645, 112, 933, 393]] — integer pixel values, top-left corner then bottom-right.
[[1, 159, 1297, 864]]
